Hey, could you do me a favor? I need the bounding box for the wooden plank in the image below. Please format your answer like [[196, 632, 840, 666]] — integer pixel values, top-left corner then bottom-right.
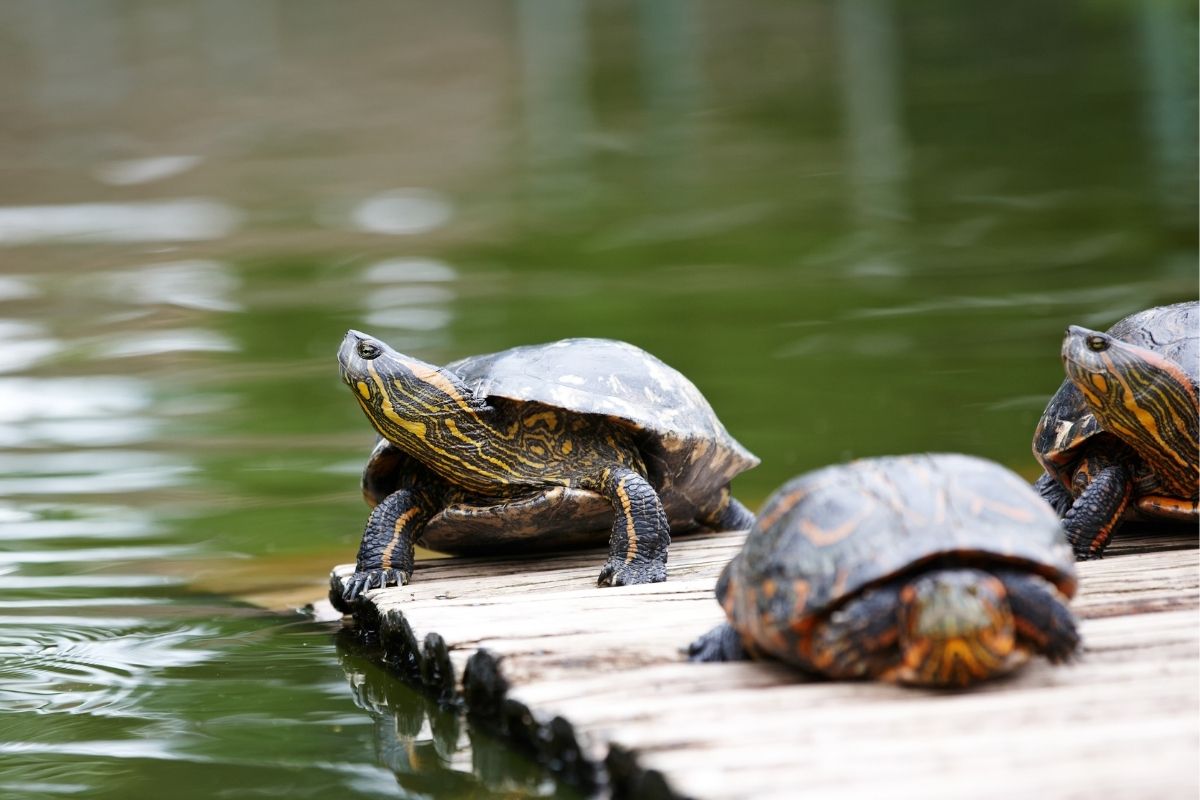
[[333, 528, 1199, 799]]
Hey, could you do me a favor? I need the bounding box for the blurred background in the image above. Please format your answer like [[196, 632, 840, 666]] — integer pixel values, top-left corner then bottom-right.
[[0, 1, 1195, 798]]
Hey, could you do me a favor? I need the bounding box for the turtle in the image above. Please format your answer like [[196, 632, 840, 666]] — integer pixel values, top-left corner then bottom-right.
[[688, 453, 1080, 688], [1032, 301, 1198, 559], [333, 330, 759, 608]]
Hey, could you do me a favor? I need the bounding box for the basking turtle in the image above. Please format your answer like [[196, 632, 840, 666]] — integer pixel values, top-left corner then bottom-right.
[[689, 454, 1079, 688], [334, 331, 758, 608], [1033, 301, 1198, 559]]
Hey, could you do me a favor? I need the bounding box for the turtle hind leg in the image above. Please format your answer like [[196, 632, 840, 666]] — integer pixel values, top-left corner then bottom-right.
[[595, 467, 670, 587], [337, 484, 442, 609], [698, 486, 756, 531], [687, 623, 748, 662], [1063, 463, 1133, 559], [993, 569, 1079, 663]]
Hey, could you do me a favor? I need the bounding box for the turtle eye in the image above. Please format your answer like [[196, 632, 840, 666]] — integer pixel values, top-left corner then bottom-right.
[[1086, 335, 1109, 353], [357, 340, 382, 360]]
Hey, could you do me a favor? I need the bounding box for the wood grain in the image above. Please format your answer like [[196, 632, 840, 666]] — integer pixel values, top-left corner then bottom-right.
[[332, 526, 1199, 799]]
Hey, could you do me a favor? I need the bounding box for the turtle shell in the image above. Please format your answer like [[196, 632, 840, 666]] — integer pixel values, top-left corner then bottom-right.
[[1033, 301, 1199, 494], [720, 454, 1076, 661], [361, 338, 759, 553]]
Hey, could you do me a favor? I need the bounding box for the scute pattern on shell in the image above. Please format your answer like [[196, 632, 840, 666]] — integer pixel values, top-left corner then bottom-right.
[[447, 338, 744, 448], [447, 337, 758, 506], [727, 453, 1076, 628]]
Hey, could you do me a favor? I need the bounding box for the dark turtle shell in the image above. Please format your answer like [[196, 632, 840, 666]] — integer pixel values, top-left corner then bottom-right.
[[1033, 301, 1199, 504], [362, 338, 758, 553], [719, 454, 1076, 660]]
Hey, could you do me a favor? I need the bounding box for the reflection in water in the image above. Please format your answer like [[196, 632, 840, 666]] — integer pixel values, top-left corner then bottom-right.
[[635, 0, 702, 188], [349, 189, 454, 236], [95, 260, 242, 312], [93, 155, 203, 187], [0, 323, 59, 374], [0, 377, 152, 446], [842, 282, 1167, 328], [1136, 0, 1198, 225], [0, 1, 1194, 798], [337, 632, 580, 799], [0, 623, 218, 715], [517, 0, 594, 204], [94, 328, 238, 359], [836, 0, 908, 234], [362, 258, 459, 334], [0, 199, 241, 245], [365, 258, 459, 284], [0, 276, 38, 302]]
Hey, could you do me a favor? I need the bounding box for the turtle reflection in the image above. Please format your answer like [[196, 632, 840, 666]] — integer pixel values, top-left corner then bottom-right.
[[335, 629, 582, 799]]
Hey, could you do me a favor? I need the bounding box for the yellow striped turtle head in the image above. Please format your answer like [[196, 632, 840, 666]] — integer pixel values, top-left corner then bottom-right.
[[894, 569, 1020, 687], [1062, 325, 1199, 495], [338, 330, 490, 450]]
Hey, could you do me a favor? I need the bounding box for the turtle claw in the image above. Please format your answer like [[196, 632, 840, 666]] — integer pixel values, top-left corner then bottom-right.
[[597, 559, 667, 587], [342, 568, 409, 604], [1071, 545, 1104, 562], [1043, 633, 1081, 665]]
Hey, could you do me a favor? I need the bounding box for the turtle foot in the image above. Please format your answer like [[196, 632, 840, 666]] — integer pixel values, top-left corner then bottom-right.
[[686, 623, 747, 663], [596, 559, 667, 587], [336, 568, 409, 609], [1067, 531, 1108, 561]]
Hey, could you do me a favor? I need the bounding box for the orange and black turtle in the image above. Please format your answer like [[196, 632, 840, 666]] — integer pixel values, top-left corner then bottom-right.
[[1033, 301, 1198, 559], [333, 331, 758, 610], [688, 454, 1079, 688]]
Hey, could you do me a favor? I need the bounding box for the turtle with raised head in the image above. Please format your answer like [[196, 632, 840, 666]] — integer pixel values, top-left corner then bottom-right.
[[334, 332, 759, 609], [689, 454, 1079, 688], [1033, 301, 1198, 559]]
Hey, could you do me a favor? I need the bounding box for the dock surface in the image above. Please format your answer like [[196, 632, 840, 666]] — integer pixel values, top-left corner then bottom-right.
[[332, 528, 1199, 799]]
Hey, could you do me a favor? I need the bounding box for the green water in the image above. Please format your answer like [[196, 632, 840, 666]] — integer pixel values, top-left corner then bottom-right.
[[0, 1, 1195, 798]]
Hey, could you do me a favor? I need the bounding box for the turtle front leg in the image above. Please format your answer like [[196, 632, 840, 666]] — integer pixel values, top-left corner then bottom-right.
[[1033, 472, 1073, 517], [993, 569, 1079, 663], [595, 466, 670, 586], [687, 622, 748, 662], [809, 582, 903, 681], [336, 486, 440, 610], [1063, 463, 1133, 559]]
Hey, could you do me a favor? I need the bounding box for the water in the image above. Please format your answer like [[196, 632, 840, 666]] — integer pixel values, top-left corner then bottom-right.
[[0, 2, 1195, 798]]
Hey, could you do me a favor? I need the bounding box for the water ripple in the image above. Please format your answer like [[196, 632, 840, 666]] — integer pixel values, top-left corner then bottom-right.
[[93, 328, 239, 359], [0, 576, 181, 590], [0, 623, 219, 716], [0, 545, 195, 565], [93, 259, 241, 312], [0, 199, 241, 245], [0, 321, 60, 373]]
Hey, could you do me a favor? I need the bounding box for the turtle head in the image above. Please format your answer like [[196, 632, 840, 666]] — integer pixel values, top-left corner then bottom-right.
[[894, 569, 1020, 687], [1061, 326, 1132, 396], [1061, 325, 1198, 494], [338, 330, 489, 448]]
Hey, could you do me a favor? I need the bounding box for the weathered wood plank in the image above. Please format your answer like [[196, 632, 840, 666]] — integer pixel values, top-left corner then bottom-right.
[[334, 527, 1199, 799], [334, 530, 746, 602]]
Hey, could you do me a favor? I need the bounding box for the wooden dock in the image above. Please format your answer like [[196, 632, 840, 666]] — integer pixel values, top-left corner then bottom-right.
[[330, 528, 1199, 799]]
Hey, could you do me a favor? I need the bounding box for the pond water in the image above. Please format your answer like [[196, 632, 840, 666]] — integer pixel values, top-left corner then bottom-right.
[[0, 2, 1195, 798]]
